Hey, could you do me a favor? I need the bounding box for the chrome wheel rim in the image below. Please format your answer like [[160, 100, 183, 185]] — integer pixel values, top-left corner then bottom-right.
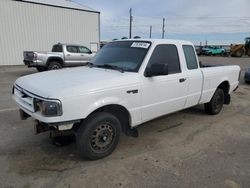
[[51, 64, 60, 69]]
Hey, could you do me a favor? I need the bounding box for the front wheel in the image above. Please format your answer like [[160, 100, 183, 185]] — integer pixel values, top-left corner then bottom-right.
[[48, 62, 62, 70], [76, 112, 121, 160], [205, 88, 224, 115]]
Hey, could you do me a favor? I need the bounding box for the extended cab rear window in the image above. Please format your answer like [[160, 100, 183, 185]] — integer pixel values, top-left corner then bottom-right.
[[183, 45, 198, 69], [148, 44, 181, 74]]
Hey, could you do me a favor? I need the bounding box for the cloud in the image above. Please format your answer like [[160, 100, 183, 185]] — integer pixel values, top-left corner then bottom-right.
[[76, 0, 250, 41]]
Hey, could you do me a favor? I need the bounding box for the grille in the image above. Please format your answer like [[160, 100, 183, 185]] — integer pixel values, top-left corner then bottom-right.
[[14, 86, 35, 112]]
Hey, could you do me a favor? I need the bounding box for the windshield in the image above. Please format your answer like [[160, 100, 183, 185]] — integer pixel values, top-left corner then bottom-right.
[[90, 41, 151, 72]]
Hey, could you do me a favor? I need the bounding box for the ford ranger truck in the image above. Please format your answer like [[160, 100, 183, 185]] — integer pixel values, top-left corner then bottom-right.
[[13, 39, 240, 160], [23, 43, 95, 72]]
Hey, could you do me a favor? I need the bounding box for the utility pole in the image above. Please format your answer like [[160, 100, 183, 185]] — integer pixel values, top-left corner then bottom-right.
[[149, 25, 152, 38], [162, 17, 165, 39], [129, 8, 133, 39]]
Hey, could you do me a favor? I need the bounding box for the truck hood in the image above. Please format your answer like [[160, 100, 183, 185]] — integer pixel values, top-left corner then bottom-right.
[[15, 67, 140, 98]]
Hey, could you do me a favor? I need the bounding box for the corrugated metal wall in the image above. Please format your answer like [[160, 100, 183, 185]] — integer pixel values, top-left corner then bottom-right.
[[0, 0, 100, 65]]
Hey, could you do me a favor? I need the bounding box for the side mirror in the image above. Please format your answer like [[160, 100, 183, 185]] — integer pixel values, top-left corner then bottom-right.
[[145, 63, 168, 77]]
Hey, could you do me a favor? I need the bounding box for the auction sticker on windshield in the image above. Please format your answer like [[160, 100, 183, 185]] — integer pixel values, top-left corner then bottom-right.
[[131, 42, 150, 49]]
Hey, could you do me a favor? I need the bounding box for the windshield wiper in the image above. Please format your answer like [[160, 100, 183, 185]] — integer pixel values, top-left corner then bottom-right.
[[95, 64, 124, 73], [86, 63, 124, 73]]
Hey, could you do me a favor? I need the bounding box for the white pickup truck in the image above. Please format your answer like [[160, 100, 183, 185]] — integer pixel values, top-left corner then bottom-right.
[[13, 39, 240, 160]]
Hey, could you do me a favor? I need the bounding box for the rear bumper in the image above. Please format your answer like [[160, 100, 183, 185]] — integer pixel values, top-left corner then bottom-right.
[[23, 60, 45, 67]]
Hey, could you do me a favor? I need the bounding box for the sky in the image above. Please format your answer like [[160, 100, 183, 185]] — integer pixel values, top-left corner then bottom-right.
[[76, 0, 250, 45]]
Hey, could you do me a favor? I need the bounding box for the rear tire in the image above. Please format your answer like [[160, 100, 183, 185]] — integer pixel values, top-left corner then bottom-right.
[[76, 112, 121, 160], [205, 88, 224, 115], [48, 61, 62, 70], [36, 66, 47, 72]]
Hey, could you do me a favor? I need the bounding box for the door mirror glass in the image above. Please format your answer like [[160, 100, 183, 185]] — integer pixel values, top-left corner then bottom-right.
[[145, 63, 168, 77]]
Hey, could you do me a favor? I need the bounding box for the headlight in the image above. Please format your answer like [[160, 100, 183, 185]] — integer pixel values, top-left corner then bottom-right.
[[34, 99, 62, 117]]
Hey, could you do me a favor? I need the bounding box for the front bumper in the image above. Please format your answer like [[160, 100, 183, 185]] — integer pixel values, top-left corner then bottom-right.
[[19, 108, 78, 134]]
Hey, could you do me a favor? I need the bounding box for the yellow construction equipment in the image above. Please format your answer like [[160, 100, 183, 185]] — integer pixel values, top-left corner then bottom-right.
[[230, 37, 250, 57]]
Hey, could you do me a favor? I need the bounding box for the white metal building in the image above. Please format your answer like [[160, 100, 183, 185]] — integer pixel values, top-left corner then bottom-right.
[[0, 0, 100, 65]]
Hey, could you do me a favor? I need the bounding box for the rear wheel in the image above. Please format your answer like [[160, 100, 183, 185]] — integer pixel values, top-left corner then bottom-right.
[[36, 66, 47, 72], [76, 112, 121, 160], [205, 88, 224, 115], [48, 61, 62, 70]]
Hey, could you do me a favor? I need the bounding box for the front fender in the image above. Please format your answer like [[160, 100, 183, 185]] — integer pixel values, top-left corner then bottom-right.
[[83, 96, 130, 119]]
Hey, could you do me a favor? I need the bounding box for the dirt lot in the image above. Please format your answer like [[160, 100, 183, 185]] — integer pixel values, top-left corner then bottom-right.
[[0, 56, 250, 188]]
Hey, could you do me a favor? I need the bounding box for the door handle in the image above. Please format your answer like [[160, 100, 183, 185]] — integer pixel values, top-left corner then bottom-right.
[[179, 78, 186, 83], [127, 89, 138, 94], [81, 55, 85, 56], [67, 54, 70, 56]]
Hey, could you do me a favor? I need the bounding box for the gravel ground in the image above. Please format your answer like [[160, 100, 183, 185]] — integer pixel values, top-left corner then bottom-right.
[[0, 56, 250, 188]]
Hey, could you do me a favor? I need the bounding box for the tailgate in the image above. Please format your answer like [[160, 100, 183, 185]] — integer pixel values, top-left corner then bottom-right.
[[23, 51, 36, 61]]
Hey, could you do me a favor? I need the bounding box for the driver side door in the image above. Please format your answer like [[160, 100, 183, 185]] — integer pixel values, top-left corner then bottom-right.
[[141, 44, 188, 122]]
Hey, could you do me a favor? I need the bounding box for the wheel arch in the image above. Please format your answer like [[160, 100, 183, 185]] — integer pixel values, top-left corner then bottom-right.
[[217, 80, 230, 94], [82, 104, 132, 134], [217, 80, 230, 104], [46, 57, 64, 66]]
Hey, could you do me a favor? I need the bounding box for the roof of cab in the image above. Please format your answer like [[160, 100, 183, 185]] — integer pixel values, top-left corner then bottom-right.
[[116, 39, 194, 45]]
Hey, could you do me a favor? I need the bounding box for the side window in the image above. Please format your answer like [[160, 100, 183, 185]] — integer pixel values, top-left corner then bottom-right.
[[52, 45, 63, 52], [148, 44, 181, 74], [183, 45, 198, 69], [66, 46, 78, 53], [79, 46, 91, 54]]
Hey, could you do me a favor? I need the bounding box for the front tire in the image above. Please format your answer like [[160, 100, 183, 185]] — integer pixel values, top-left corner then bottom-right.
[[48, 61, 62, 70], [76, 112, 121, 160], [205, 88, 224, 115]]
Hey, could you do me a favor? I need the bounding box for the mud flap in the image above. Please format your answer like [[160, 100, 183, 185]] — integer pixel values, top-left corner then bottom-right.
[[224, 94, 231, 105]]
